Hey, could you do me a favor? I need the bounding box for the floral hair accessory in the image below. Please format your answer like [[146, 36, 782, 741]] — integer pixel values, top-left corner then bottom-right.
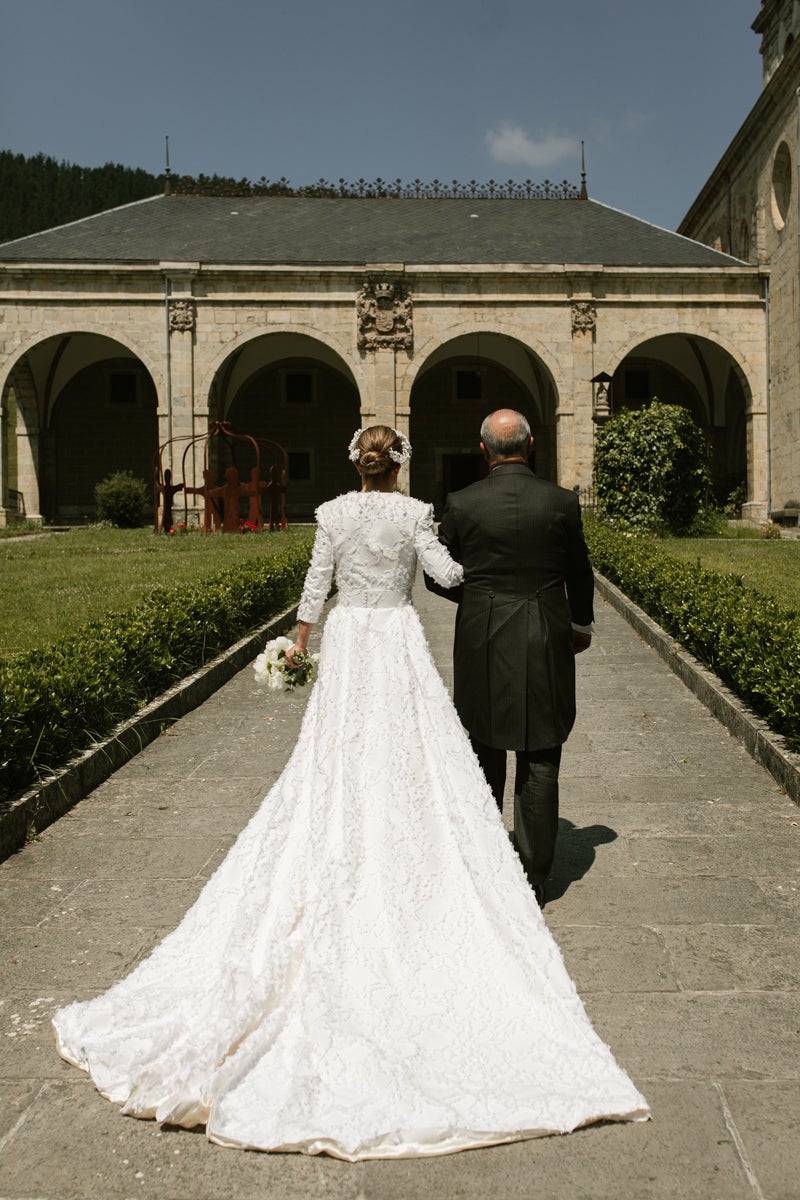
[[347, 428, 364, 462], [389, 431, 412, 465], [347, 428, 412, 466]]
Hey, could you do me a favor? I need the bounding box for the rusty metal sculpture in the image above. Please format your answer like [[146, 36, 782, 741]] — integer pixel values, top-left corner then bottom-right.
[[153, 421, 288, 534]]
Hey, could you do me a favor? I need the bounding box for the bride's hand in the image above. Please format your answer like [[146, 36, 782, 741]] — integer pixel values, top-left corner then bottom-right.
[[283, 642, 305, 669], [284, 621, 313, 669]]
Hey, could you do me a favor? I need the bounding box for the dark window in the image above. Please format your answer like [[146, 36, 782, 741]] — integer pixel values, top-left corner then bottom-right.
[[108, 372, 138, 404], [284, 372, 314, 404], [288, 451, 312, 481], [454, 369, 483, 401], [625, 369, 649, 401]]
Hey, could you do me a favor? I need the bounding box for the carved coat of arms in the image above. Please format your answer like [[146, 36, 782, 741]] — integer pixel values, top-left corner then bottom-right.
[[571, 301, 597, 335], [356, 279, 413, 351], [169, 299, 196, 333]]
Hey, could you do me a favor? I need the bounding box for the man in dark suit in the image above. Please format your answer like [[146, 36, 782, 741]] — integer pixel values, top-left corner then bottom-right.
[[425, 409, 594, 906]]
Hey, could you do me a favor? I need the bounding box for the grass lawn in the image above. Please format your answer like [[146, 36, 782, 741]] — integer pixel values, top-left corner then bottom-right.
[[657, 535, 800, 612], [0, 526, 314, 658]]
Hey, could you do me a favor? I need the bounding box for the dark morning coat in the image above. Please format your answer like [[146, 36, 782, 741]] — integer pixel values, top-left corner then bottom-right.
[[425, 462, 594, 752]]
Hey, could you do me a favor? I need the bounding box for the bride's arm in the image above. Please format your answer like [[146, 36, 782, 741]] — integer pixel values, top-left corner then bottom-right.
[[285, 518, 334, 665], [414, 505, 464, 591]]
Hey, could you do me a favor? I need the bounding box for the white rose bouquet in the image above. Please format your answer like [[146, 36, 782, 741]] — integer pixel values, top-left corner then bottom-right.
[[253, 636, 319, 692]]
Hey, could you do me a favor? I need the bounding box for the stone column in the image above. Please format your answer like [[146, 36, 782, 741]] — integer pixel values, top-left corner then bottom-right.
[[355, 275, 413, 493], [560, 298, 598, 489], [7, 364, 43, 523], [15, 426, 42, 522], [743, 401, 769, 521]]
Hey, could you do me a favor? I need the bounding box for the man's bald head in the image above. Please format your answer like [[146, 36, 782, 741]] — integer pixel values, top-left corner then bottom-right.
[[480, 409, 532, 462]]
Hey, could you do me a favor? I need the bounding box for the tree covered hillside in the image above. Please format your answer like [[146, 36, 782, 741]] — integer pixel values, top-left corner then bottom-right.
[[0, 151, 163, 243]]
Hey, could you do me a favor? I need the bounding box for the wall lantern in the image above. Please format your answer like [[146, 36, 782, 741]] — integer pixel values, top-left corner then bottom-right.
[[591, 371, 613, 425]]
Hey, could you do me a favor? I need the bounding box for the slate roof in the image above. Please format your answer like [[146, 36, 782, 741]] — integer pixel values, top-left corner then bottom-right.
[[0, 193, 744, 268]]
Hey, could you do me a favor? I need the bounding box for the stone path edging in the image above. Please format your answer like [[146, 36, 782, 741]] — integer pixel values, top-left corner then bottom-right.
[[595, 571, 800, 806], [3, 575, 798, 862], [0, 604, 299, 861]]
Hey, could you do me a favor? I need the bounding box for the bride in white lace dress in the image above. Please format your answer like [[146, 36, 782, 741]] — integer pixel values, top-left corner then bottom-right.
[[53, 425, 649, 1161]]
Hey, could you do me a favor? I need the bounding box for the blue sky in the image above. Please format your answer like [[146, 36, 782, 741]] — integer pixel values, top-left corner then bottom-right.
[[1, 0, 762, 230]]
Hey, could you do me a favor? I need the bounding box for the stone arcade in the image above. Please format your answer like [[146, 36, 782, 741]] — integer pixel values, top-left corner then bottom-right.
[[0, 188, 767, 526]]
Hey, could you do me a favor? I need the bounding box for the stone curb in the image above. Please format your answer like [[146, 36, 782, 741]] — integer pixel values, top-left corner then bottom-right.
[[0, 603, 299, 861], [595, 572, 800, 806]]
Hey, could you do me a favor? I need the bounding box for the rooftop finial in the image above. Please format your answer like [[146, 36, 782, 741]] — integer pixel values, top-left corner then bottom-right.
[[164, 135, 172, 196], [580, 141, 588, 200]]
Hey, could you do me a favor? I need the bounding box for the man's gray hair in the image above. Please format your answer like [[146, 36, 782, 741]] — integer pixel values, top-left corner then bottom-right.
[[480, 411, 531, 458]]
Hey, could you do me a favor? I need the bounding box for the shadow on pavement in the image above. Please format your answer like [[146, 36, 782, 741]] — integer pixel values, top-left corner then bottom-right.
[[547, 819, 618, 901]]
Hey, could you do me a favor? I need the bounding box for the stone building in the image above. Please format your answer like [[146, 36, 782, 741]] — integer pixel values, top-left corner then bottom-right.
[[0, 190, 766, 525], [679, 0, 800, 520]]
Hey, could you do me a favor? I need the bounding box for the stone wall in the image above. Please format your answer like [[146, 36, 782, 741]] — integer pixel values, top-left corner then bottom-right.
[[0, 260, 767, 523], [679, 42, 800, 518]]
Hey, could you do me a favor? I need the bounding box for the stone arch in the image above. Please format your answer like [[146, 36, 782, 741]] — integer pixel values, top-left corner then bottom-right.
[[1, 357, 40, 522], [207, 331, 361, 518], [408, 330, 560, 514], [403, 321, 565, 399], [1, 330, 161, 521], [199, 324, 360, 407], [606, 332, 752, 504], [0, 324, 165, 405]]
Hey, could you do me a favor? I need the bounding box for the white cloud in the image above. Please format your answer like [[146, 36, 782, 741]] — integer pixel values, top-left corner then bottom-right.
[[485, 123, 578, 170]]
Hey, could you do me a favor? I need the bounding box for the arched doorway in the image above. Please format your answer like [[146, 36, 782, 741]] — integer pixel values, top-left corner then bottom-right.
[[211, 334, 360, 519], [2, 333, 159, 522], [409, 333, 558, 515], [610, 334, 748, 505]]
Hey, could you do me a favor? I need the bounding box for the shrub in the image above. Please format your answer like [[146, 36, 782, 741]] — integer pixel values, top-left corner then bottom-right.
[[583, 512, 800, 751], [593, 400, 712, 535], [0, 539, 313, 803], [94, 470, 150, 527]]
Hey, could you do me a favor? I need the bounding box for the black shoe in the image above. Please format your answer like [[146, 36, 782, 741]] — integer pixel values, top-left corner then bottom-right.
[[531, 882, 545, 908]]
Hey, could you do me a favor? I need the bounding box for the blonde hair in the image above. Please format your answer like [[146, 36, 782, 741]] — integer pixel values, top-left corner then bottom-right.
[[352, 425, 406, 477]]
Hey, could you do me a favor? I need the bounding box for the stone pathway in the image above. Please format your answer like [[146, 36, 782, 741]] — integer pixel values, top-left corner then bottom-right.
[[1, 578, 798, 1200]]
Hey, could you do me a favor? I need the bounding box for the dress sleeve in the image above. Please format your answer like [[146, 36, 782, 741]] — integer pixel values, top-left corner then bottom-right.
[[414, 504, 464, 589], [297, 516, 335, 624]]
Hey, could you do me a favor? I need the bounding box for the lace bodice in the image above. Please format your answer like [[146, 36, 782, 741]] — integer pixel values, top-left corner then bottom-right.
[[297, 492, 463, 623]]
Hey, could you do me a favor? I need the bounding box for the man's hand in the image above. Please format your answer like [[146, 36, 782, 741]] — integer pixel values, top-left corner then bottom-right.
[[572, 631, 592, 655]]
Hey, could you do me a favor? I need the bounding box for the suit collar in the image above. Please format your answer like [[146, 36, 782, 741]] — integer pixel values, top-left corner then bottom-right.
[[489, 461, 533, 476]]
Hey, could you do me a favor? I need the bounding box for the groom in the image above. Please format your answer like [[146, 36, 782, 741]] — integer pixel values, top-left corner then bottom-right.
[[425, 409, 594, 906]]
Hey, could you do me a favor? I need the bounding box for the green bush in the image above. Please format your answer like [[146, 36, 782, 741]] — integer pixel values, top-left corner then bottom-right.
[[0, 539, 312, 803], [593, 401, 712, 534], [94, 470, 150, 527], [584, 512, 800, 751]]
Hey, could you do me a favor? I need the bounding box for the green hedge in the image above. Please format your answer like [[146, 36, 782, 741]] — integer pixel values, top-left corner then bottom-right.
[[0, 539, 313, 804], [583, 513, 800, 752]]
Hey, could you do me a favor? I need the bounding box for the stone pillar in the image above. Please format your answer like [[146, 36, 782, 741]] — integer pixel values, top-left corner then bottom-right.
[[161, 267, 198, 473], [15, 427, 42, 521], [167, 301, 196, 452], [560, 298, 598, 489], [8, 364, 43, 522], [743, 401, 769, 521], [355, 275, 413, 491]]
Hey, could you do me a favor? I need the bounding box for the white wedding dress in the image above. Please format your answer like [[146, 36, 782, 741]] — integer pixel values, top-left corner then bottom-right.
[[53, 491, 649, 1160]]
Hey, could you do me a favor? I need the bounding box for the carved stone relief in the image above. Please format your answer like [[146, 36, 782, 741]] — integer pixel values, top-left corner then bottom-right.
[[356, 279, 413, 351], [169, 299, 196, 333], [571, 300, 597, 335]]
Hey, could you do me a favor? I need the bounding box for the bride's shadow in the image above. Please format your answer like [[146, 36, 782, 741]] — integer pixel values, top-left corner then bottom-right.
[[546, 819, 618, 902]]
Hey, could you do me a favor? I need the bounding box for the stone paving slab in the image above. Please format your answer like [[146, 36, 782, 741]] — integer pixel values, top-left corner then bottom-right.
[[0, 581, 798, 1199]]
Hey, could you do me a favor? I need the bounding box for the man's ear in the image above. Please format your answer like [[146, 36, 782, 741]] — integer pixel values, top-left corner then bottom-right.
[[528, 436, 535, 456], [480, 441, 491, 462]]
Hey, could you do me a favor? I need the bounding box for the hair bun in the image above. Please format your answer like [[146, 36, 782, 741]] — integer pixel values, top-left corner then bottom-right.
[[359, 448, 392, 476]]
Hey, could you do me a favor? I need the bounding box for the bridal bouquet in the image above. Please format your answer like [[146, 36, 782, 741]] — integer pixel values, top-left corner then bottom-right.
[[253, 636, 319, 692]]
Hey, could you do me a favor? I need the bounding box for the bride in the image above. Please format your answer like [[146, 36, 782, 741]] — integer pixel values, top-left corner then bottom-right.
[[53, 425, 649, 1161]]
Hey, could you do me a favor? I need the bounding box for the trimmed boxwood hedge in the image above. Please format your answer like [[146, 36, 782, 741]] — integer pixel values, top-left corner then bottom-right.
[[583, 513, 800, 752], [0, 539, 313, 804]]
